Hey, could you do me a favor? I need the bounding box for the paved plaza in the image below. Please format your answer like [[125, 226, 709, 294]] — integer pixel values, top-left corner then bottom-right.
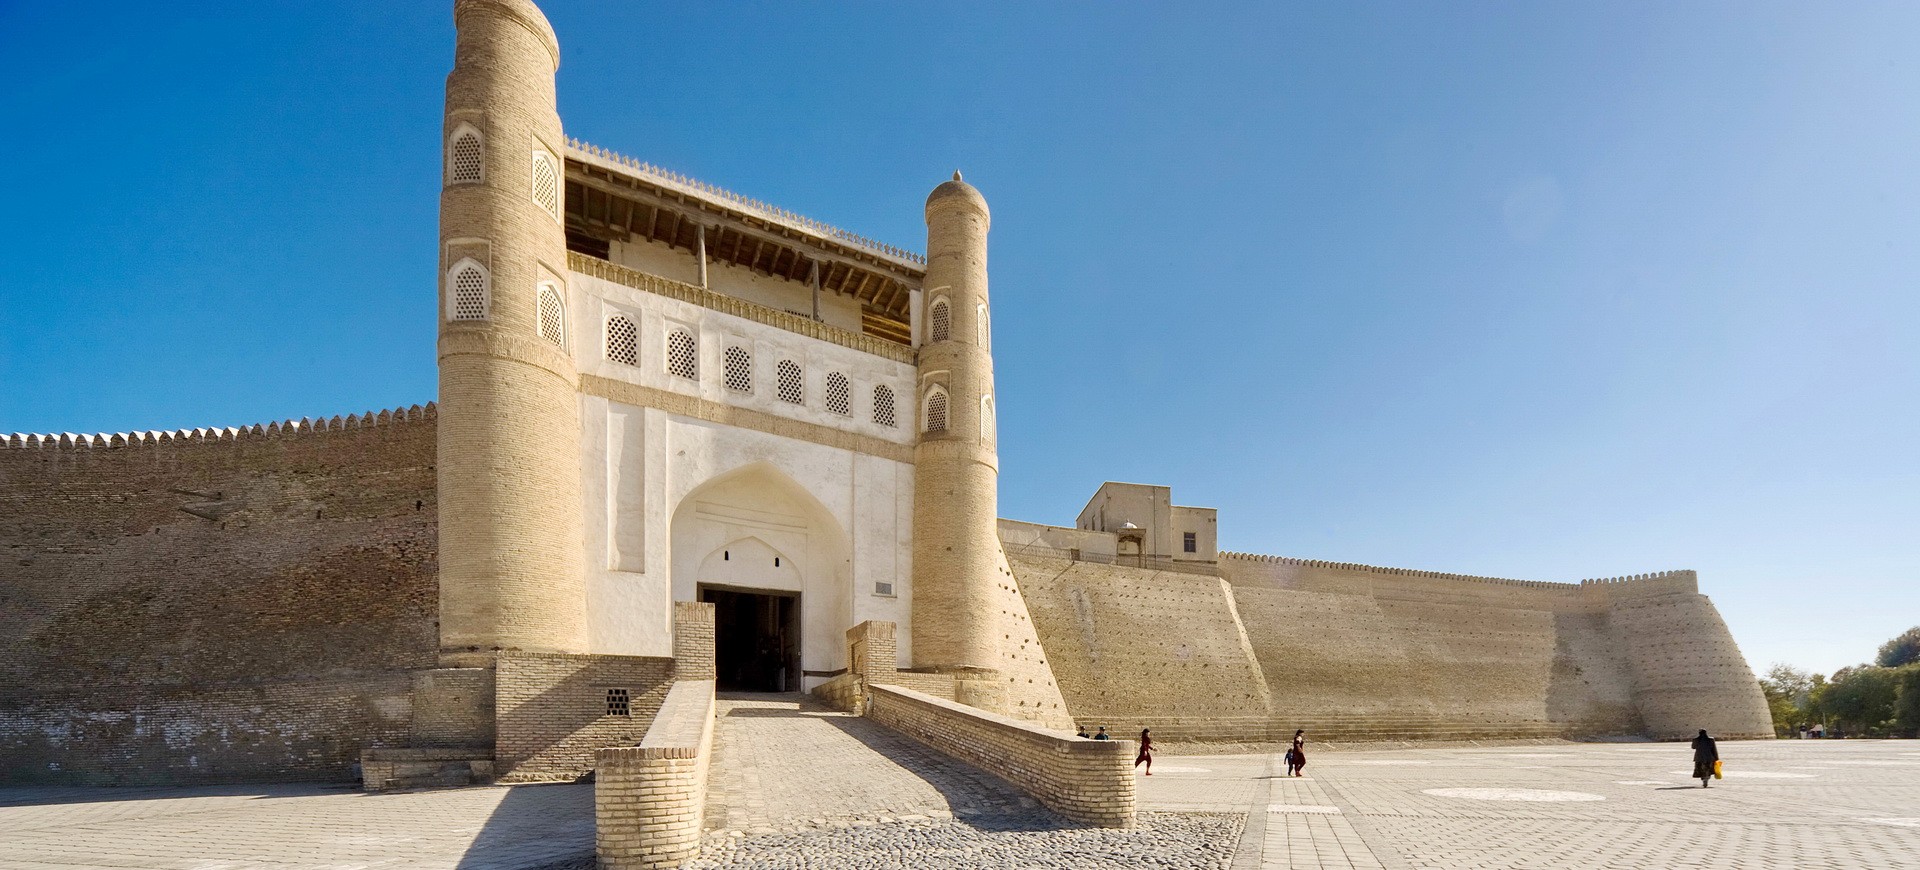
[[1, 737, 1916, 868]]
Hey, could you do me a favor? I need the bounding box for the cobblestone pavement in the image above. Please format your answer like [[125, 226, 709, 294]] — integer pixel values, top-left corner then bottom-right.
[[0, 780, 592, 869], [1140, 738, 1920, 868]]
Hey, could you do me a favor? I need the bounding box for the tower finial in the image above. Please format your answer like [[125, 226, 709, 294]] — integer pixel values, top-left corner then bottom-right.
[[953, 170, 963, 181]]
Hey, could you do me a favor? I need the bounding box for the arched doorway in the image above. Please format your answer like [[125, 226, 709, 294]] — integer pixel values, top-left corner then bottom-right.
[[669, 462, 850, 693]]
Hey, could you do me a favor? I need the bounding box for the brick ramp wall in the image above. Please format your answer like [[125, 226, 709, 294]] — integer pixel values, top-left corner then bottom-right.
[[0, 410, 437, 784], [867, 683, 1135, 828], [496, 652, 675, 781], [596, 680, 716, 870]]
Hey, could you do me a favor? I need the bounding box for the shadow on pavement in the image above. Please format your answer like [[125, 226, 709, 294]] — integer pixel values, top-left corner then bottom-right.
[[452, 781, 595, 870]]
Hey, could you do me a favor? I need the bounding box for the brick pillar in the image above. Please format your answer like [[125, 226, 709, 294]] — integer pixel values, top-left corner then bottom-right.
[[673, 601, 715, 681], [847, 620, 897, 682]]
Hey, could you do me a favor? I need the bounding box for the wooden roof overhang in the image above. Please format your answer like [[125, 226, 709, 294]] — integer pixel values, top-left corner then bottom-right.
[[564, 158, 921, 325]]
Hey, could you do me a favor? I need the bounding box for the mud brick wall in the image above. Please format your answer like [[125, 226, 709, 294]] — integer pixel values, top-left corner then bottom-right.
[[495, 651, 674, 781], [868, 683, 1135, 828], [595, 680, 716, 870], [0, 408, 438, 785]]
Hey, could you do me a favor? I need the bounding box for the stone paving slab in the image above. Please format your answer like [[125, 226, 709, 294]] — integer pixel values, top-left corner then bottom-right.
[[1140, 738, 1920, 869]]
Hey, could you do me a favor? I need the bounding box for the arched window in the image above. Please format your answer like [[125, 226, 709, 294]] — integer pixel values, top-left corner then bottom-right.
[[776, 360, 805, 405], [666, 327, 698, 380], [873, 385, 897, 427], [448, 124, 483, 185], [606, 314, 637, 365], [977, 302, 990, 350], [825, 372, 851, 416], [447, 258, 489, 321], [724, 345, 753, 393], [928, 298, 951, 343], [980, 394, 996, 445], [531, 149, 561, 222], [924, 387, 949, 433], [536, 283, 565, 346]]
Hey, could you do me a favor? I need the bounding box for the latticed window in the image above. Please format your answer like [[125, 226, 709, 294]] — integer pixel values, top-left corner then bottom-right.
[[977, 303, 990, 349], [924, 389, 948, 432], [536, 284, 565, 346], [448, 127, 483, 184], [724, 346, 753, 393], [980, 395, 995, 444], [825, 372, 851, 416], [606, 688, 630, 717], [606, 314, 637, 365], [532, 149, 560, 222], [873, 385, 897, 427], [666, 328, 698, 380], [448, 259, 489, 321], [777, 360, 805, 405], [929, 299, 951, 343]]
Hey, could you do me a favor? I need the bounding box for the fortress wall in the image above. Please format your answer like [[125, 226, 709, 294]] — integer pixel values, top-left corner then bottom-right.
[[1597, 586, 1774, 739], [983, 549, 1077, 731], [1009, 555, 1269, 734], [0, 408, 439, 784]]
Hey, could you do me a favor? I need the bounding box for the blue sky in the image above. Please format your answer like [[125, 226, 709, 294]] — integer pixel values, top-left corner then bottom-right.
[[2, 2, 1914, 676]]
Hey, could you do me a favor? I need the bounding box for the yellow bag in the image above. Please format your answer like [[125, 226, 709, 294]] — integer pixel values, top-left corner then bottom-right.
[[1713, 760, 1724, 780]]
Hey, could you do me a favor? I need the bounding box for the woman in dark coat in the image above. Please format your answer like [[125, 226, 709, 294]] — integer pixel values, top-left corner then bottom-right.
[[1135, 728, 1153, 775], [1691, 729, 1719, 788], [1287, 729, 1307, 777]]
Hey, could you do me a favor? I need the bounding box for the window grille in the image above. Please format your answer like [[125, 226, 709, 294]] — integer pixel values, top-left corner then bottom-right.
[[980, 395, 995, 444], [606, 688, 630, 717], [873, 385, 897, 427], [874, 581, 895, 597], [1184, 532, 1198, 553], [532, 150, 561, 222], [977, 303, 990, 349], [606, 314, 638, 365], [449, 127, 483, 184], [925, 389, 948, 432], [537, 284, 565, 345], [777, 360, 805, 405], [929, 299, 951, 343], [449, 261, 489, 321], [825, 372, 851, 416], [724, 346, 753, 393], [666, 328, 698, 380]]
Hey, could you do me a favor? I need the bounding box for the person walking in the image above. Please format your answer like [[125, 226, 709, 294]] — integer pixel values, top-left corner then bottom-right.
[[1135, 728, 1154, 776], [1287, 729, 1307, 777], [1691, 729, 1719, 788]]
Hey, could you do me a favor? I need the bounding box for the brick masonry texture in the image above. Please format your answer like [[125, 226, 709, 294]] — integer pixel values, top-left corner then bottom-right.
[[495, 651, 674, 781], [1014, 552, 1773, 743], [866, 683, 1136, 828], [595, 680, 716, 870], [0, 410, 438, 785]]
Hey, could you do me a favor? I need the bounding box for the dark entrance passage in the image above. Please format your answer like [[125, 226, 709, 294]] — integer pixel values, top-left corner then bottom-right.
[[700, 586, 800, 692]]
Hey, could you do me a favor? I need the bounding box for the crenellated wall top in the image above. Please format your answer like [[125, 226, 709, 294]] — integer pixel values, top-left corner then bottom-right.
[[2, 402, 436, 451], [1219, 550, 1696, 593]]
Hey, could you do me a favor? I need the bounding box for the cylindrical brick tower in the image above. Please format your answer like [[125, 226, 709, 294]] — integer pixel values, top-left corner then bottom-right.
[[911, 173, 1002, 678], [435, 0, 586, 667]]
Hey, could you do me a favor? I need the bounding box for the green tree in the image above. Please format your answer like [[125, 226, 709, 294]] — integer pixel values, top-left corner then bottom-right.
[[1818, 666, 1901, 736], [1759, 664, 1819, 737], [1877, 626, 1920, 668], [1892, 664, 1920, 738]]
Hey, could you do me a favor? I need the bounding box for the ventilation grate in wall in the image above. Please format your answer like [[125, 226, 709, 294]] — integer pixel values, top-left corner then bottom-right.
[[450, 263, 488, 321], [449, 130, 483, 183], [666, 328, 698, 380], [925, 390, 948, 432], [825, 372, 851, 416], [606, 688, 630, 717], [873, 385, 897, 427], [606, 314, 638, 365], [537, 285, 565, 345], [929, 299, 951, 343], [532, 150, 561, 221], [777, 360, 805, 405], [724, 346, 753, 393]]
